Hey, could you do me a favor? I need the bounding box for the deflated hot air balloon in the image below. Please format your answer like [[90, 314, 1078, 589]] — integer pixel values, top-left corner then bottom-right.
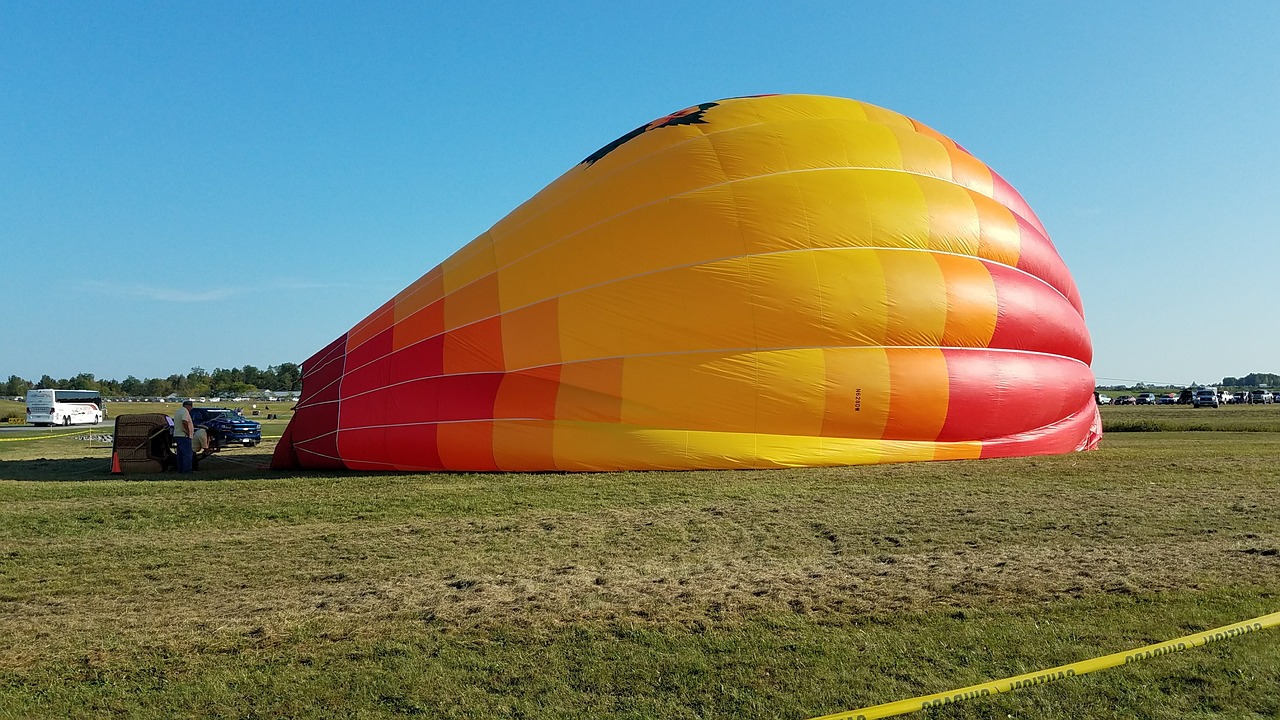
[[273, 94, 1099, 472]]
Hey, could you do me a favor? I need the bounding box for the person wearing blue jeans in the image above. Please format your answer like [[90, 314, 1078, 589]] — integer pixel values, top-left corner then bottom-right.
[[172, 400, 195, 473]]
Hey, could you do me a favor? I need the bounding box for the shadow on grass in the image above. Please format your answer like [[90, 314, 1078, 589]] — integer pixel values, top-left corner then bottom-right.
[[0, 450, 282, 482]]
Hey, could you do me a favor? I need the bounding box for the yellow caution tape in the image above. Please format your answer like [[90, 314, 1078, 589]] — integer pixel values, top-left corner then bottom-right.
[[810, 610, 1280, 720], [0, 430, 89, 442]]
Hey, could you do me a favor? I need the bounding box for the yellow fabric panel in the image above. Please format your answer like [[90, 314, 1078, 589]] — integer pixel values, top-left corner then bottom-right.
[[555, 358, 623, 424], [595, 133, 726, 209], [973, 193, 1023, 268], [885, 348, 950, 441], [919, 176, 982, 257], [790, 171, 878, 252], [893, 129, 956, 185], [679, 352, 759, 434], [550, 421, 667, 472], [865, 171, 931, 250], [814, 248, 889, 347], [440, 233, 498, 294], [496, 246, 564, 311], [945, 144, 995, 199], [533, 202, 676, 295], [708, 120, 793, 184], [931, 440, 983, 462], [392, 267, 444, 323], [490, 209, 554, 269], [557, 260, 757, 362], [858, 102, 916, 132], [681, 261, 758, 354], [587, 119, 712, 175], [730, 174, 814, 256], [740, 250, 822, 350], [879, 250, 948, 347], [546, 420, 983, 471], [443, 272, 499, 331], [619, 354, 693, 430], [875, 438, 946, 464], [498, 183, 749, 313], [602, 270, 693, 358], [753, 349, 826, 437], [491, 420, 556, 471], [662, 185, 750, 261], [936, 254, 998, 349], [541, 136, 724, 246], [556, 279, 629, 363], [821, 347, 892, 440], [776, 119, 906, 172], [500, 299, 559, 371]]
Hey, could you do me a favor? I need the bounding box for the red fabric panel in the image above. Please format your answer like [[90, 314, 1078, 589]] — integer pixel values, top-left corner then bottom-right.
[[340, 354, 392, 399], [980, 399, 1100, 459], [274, 333, 349, 470], [339, 424, 444, 471], [938, 349, 1094, 442], [391, 335, 445, 385], [385, 423, 442, 470], [1011, 215, 1084, 315], [337, 426, 388, 470], [991, 168, 1048, 240], [345, 326, 393, 375], [987, 262, 1092, 364], [269, 420, 299, 469], [438, 372, 504, 421], [299, 334, 348, 405], [389, 378, 441, 424]]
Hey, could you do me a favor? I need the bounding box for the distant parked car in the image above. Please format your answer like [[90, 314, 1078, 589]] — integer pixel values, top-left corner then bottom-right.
[[1115, 395, 1137, 405], [1136, 393, 1158, 405], [1157, 393, 1178, 405], [1249, 390, 1273, 404], [1095, 393, 1112, 405], [1231, 391, 1247, 404], [1193, 389, 1220, 408]]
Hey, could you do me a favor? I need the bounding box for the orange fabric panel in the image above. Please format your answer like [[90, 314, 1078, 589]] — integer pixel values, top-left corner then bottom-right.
[[883, 348, 950, 441], [443, 316, 504, 374], [346, 300, 394, 354]]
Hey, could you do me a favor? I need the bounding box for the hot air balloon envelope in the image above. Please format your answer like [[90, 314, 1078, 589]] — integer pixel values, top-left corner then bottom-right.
[[273, 94, 1099, 472]]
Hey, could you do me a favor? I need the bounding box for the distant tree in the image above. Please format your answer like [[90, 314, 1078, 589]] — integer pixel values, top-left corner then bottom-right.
[[4, 375, 32, 397], [67, 373, 96, 390], [142, 377, 171, 397], [1223, 373, 1280, 387], [274, 363, 301, 391]]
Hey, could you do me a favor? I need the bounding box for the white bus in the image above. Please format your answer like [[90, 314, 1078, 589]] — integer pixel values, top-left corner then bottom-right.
[[25, 389, 106, 427]]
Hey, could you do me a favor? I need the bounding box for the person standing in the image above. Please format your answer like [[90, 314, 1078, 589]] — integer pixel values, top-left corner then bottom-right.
[[172, 400, 195, 473]]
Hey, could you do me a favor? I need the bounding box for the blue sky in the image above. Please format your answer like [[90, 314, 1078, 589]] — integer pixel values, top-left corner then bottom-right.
[[3, 2, 1278, 387]]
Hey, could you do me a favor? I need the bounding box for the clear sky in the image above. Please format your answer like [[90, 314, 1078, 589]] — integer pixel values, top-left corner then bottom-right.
[[3, 2, 1277, 387]]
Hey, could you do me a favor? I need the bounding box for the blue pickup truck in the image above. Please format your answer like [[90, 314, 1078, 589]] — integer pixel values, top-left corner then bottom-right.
[[190, 407, 262, 447]]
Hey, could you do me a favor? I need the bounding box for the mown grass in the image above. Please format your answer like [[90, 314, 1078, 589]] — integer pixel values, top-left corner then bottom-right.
[[1102, 402, 1280, 432], [0, 426, 1277, 718]]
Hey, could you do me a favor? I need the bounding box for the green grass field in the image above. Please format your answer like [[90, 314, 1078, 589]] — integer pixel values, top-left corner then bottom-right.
[[1, 405, 1277, 718]]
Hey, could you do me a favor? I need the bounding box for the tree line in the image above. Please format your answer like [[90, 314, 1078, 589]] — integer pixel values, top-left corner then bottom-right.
[[3, 364, 302, 398], [1219, 373, 1280, 388]]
